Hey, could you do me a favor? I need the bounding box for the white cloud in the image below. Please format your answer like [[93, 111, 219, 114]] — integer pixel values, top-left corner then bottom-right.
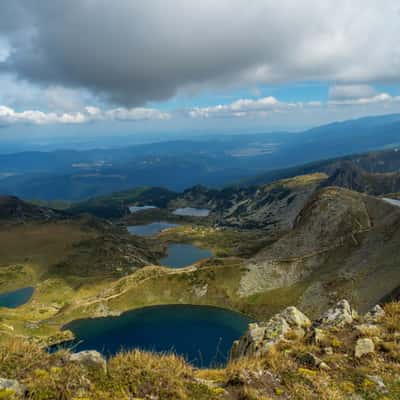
[[189, 96, 297, 118], [328, 93, 400, 106], [188, 93, 400, 119], [189, 96, 317, 118], [0, 105, 170, 125]]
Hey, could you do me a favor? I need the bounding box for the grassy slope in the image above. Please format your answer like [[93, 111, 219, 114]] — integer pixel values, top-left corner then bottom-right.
[[1, 174, 400, 347], [0, 217, 165, 341], [1, 302, 399, 399]]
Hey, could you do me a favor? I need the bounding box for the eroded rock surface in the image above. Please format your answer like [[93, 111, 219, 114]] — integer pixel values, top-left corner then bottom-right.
[[231, 306, 310, 358]]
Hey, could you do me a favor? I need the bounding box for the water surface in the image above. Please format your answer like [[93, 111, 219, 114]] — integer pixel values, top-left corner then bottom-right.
[[173, 207, 210, 217], [64, 305, 251, 367], [160, 243, 212, 268], [127, 222, 179, 237], [129, 205, 157, 213], [0, 287, 34, 308]]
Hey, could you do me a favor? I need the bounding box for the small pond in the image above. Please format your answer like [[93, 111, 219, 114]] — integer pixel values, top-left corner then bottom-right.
[[63, 305, 252, 367], [172, 207, 210, 217], [127, 222, 179, 237], [0, 287, 34, 308], [129, 205, 157, 213], [160, 243, 212, 268]]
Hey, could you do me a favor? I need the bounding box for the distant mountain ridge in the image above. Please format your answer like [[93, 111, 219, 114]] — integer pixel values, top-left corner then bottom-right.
[[0, 113, 399, 201], [0, 195, 63, 222]]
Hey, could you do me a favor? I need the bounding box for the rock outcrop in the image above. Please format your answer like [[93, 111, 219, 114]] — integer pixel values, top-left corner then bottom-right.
[[68, 350, 107, 373], [231, 300, 383, 360], [231, 306, 310, 358], [314, 299, 357, 328]]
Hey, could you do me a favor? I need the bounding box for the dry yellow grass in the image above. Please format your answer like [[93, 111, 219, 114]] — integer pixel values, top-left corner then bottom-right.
[[0, 303, 399, 399]]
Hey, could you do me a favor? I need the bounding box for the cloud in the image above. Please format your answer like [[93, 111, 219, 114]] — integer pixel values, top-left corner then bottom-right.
[[328, 93, 400, 106], [189, 93, 400, 119], [329, 84, 377, 101], [189, 96, 318, 118], [0, 105, 170, 125], [0, 1, 400, 106]]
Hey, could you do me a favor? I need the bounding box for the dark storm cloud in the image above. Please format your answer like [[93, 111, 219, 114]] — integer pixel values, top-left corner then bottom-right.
[[1, 1, 400, 106]]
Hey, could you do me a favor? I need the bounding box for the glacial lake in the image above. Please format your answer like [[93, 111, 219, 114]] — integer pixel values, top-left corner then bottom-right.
[[127, 222, 179, 237], [0, 287, 34, 308], [129, 205, 157, 213], [63, 305, 252, 367], [160, 243, 212, 268], [172, 207, 210, 217]]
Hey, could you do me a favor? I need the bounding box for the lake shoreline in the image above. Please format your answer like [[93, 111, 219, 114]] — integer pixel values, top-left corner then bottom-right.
[[60, 303, 253, 367]]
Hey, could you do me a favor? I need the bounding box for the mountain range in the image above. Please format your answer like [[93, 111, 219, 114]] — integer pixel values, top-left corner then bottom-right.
[[0, 113, 399, 201]]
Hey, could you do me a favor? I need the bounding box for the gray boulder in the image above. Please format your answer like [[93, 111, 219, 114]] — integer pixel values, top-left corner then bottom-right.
[[280, 306, 311, 328], [0, 378, 25, 396], [364, 304, 385, 323], [355, 338, 375, 358], [315, 300, 357, 328], [69, 350, 107, 373]]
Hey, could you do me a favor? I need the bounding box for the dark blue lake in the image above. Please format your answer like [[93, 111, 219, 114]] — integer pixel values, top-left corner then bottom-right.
[[160, 243, 212, 268], [127, 222, 179, 237], [0, 287, 34, 308], [173, 207, 210, 217], [64, 305, 251, 367]]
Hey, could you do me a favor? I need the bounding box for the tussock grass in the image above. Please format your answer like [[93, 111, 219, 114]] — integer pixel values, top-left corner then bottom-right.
[[0, 302, 399, 399]]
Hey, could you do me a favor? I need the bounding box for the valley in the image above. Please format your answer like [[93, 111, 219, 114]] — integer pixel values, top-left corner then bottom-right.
[[1, 148, 400, 352]]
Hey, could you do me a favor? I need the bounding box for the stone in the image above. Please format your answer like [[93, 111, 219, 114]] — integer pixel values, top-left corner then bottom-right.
[[366, 375, 387, 393], [280, 306, 311, 329], [364, 305, 385, 323], [316, 299, 356, 328], [231, 306, 311, 359], [0, 378, 26, 396], [355, 338, 375, 358], [232, 316, 291, 358], [323, 346, 333, 355], [230, 322, 268, 359], [298, 352, 330, 370], [69, 350, 107, 373]]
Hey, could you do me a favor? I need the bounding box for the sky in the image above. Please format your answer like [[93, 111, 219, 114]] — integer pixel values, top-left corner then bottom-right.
[[0, 0, 400, 141]]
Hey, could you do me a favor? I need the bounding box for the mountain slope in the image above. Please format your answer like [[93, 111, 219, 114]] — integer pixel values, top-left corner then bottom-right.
[[244, 147, 400, 185], [0, 196, 62, 222], [172, 173, 328, 230], [0, 197, 160, 290], [239, 187, 400, 315], [320, 161, 400, 195]]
